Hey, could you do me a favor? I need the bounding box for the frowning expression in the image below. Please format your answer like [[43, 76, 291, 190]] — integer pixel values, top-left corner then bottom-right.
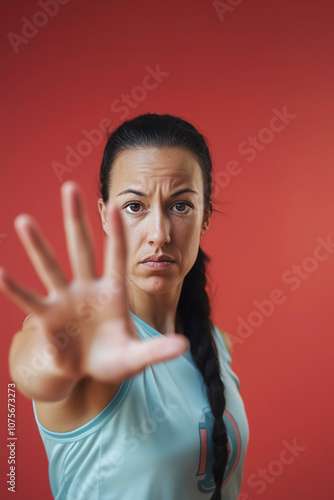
[[98, 147, 212, 295]]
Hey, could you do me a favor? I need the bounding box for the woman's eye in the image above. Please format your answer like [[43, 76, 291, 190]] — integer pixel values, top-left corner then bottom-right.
[[124, 202, 142, 213], [172, 202, 192, 213], [123, 201, 193, 214]]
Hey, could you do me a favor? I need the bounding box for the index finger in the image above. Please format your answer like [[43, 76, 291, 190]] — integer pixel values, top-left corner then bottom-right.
[[61, 182, 97, 280]]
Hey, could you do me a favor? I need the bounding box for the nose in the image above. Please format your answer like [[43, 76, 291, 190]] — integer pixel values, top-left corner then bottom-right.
[[147, 209, 171, 247]]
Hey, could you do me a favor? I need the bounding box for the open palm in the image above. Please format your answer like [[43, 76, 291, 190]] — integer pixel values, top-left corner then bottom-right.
[[0, 181, 188, 386]]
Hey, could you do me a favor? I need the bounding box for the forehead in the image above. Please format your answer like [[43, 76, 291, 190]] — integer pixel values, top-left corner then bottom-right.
[[109, 147, 203, 192]]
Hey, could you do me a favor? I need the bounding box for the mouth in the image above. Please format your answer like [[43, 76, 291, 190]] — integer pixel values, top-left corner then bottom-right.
[[140, 260, 175, 270]]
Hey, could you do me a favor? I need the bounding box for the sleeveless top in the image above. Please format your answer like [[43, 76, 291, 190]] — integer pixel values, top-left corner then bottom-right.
[[32, 311, 249, 499]]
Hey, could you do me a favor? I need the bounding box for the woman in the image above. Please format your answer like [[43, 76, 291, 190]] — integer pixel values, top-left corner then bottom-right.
[[0, 113, 249, 499]]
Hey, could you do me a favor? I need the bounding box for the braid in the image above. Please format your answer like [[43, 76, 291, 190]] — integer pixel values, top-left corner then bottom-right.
[[177, 247, 229, 499]]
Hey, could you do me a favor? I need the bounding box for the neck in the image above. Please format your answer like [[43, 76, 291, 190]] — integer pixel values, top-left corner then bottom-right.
[[126, 280, 184, 335]]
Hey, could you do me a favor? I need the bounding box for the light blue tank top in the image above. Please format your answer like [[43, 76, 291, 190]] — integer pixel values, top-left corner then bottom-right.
[[32, 311, 249, 500]]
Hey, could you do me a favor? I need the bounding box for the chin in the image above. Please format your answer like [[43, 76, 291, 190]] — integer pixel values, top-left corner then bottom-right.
[[134, 275, 181, 295]]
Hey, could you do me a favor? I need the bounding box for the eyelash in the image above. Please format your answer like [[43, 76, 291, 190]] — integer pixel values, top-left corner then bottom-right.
[[123, 201, 194, 214]]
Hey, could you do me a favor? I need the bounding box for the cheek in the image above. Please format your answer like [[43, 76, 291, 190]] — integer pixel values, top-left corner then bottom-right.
[[121, 220, 143, 259], [173, 221, 201, 259], [174, 217, 201, 241]]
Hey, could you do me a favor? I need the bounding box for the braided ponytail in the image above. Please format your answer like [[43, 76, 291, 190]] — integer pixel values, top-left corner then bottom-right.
[[177, 247, 229, 499]]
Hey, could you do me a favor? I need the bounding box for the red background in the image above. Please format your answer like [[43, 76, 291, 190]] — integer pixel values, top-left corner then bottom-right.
[[1, 1, 333, 499]]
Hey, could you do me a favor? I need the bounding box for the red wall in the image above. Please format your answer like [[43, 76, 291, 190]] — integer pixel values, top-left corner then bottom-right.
[[1, 1, 333, 498]]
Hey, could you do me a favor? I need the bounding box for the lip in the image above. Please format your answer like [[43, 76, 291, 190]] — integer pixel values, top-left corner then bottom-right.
[[141, 261, 175, 270], [141, 254, 175, 263], [140, 254, 175, 271]]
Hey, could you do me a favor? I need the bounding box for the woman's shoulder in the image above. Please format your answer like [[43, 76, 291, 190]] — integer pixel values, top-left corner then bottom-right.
[[215, 326, 232, 356]]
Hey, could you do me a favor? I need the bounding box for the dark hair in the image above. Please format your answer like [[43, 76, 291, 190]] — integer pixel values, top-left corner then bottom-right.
[[98, 113, 229, 499]]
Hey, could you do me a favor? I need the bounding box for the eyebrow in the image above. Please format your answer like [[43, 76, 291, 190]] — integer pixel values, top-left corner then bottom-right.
[[116, 188, 199, 197]]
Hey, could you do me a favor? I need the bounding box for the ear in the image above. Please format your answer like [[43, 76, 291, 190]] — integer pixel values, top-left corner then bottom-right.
[[201, 201, 213, 234], [98, 198, 109, 235]]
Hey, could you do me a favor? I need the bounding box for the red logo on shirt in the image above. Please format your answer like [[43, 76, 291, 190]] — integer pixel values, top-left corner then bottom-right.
[[196, 407, 241, 493]]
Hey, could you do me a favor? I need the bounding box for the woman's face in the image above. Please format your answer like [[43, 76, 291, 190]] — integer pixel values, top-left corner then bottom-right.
[[98, 147, 212, 295]]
